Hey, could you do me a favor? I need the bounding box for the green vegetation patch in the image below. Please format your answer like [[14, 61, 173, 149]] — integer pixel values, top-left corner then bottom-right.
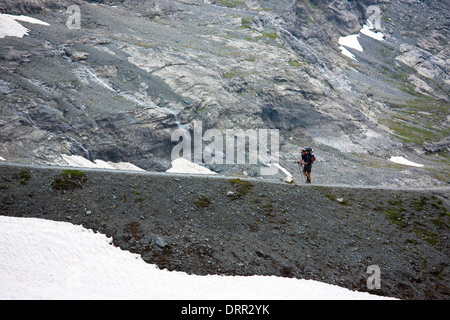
[[229, 178, 254, 200], [414, 226, 438, 246], [384, 209, 407, 228], [195, 195, 212, 208], [263, 32, 278, 40], [380, 99, 450, 146], [15, 170, 32, 185], [218, 0, 244, 8], [51, 169, 87, 191], [412, 195, 428, 211], [241, 18, 252, 29], [324, 192, 349, 205], [288, 60, 303, 67]]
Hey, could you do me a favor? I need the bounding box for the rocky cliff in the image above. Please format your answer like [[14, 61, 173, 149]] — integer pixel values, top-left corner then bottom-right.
[[0, 0, 449, 187]]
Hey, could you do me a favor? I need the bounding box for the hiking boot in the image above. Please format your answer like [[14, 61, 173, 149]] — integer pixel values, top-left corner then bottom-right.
[[306, 179, 311, 183]]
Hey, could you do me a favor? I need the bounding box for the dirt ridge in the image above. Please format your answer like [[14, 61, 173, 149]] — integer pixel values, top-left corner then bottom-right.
[[1, 162, 449, 299]]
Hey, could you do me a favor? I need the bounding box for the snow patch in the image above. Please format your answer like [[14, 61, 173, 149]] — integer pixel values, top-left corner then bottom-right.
[[166, 158, 217, 175], [0, 156, 5, 161], [339, 46, 357, 60], [338, 20, 385, 60], [339, 34, 363, 53], [271, 163, 293, 183], [360, 23, 385, 41], [6, 15, 50, 26], [60, 155, 145, 171], [389, 156, 424, 168], [0, 216, 395, 300], [0, 14, 49, 39]]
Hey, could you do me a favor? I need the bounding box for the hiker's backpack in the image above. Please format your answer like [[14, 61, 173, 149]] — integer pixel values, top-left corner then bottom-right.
[[310, 150, 315, 164], [305, 147, 315, 164]]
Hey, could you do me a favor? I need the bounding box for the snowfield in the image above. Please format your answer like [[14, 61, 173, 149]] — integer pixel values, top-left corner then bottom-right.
[[166, 158, 217, 175], [60, 154, 145, 172], [339, 20, 385, 60], [389, 156, 424, 168], [0, 13, 49, 39], [0, 216, 395, 300]]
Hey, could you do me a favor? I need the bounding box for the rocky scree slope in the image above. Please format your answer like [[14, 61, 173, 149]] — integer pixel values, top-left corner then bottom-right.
[[0, 163, 449, 299], [0, 0, 448, 187]]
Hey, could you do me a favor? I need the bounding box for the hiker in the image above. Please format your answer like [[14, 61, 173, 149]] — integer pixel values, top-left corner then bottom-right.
[[297, 147, 314, 183]]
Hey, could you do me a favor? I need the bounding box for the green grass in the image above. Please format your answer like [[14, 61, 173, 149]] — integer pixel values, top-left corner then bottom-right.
[[263, 32, 278, 40], [412, 195, 428, 211], [18, 170, 31, 185], [195, 195, 212, 208], [379, 98, 450, 146], [241, 18, 251, 29], [224, 71, 236, 79], [381, 117, 449, 145], [229, 178, 254, 199], [414, 226, 438, 246], [217, 0, 243, 8], [51, 169, 87, 191], [384, 209, 407, 228], [324, 193, 349, 205], [288, 60, 303, 67], [325, 193, 335, 201]]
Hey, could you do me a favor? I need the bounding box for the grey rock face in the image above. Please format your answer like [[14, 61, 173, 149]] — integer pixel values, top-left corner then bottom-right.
[[0, 0, 448, 187]]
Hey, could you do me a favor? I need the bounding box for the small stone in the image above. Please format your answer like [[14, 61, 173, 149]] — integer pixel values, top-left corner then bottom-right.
[[71, 51, 89, 61], [154, 236, 167, 248]]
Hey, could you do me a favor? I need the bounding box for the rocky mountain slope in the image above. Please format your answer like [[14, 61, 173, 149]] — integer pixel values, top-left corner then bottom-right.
[[0, 162, 448, 299], [0, 0, 449, 187]]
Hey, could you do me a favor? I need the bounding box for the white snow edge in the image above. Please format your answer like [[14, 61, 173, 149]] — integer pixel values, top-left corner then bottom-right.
[[389, 156, 424, 168], [166, 158, 217, 175], [271, 163, 294, 182], [0, 216, 396, 300], [339, 20, 385, 60], [61, 154, 145, 171], [0, 13, 49, 39]]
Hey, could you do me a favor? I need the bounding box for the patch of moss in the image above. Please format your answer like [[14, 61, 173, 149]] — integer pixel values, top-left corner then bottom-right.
[[325, 192, 349, 205], [13, 170, 31, 185], [217, 0, 243, 8], [412, 195, 428, 211], [325, 193, 335, 201], [431, 217, 447, 228], [414, 226, 438, 246], [229, 178, 254, 200], [384, 209, 407, 228], [51, 169, 87, 191], [263, 32, 278, 40], [288, 60, 303, 67], [224, 71, 236, 79], [195, 195, 212, 208], [241, 17, 251, 29], [380, 99, 450, 145]]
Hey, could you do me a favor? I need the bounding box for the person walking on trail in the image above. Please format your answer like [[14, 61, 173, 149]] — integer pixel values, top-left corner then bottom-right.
[[297, 147, 314, 183]]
